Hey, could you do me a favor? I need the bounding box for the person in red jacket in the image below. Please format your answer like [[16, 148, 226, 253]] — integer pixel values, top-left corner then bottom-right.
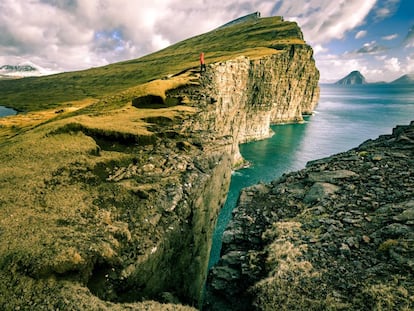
[[200, 52, 206, 73]]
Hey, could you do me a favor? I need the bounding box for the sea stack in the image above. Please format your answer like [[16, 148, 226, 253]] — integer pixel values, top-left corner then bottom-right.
[[335, 70, 367, 85]]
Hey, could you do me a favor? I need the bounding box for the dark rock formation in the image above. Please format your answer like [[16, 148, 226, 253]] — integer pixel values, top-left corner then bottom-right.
[[205, 121, 414, 310], [335, 71, 367, 85]]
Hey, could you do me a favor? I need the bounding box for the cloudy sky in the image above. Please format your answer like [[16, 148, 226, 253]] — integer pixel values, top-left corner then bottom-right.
[[1, 0, 413, 82]]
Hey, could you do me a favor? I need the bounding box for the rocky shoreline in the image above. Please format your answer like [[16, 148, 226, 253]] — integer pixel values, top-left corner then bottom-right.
[[205, 121, 414, 310]]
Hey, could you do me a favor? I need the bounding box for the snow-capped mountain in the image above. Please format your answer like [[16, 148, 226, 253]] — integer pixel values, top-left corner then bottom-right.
[[0, 61, 56, 79]]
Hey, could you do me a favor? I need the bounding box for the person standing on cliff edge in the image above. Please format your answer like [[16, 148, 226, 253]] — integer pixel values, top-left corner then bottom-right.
[[200, 52, 206, 74]]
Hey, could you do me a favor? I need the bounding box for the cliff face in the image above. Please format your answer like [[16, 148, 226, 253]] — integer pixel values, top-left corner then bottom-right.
[[177, 44, 319, 165], [205, 122, 414, 310], [0, 23, 319, 311], [133, 44, 319, 303]]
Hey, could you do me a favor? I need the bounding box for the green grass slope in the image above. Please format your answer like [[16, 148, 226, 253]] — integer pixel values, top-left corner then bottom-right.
[[0, 16, 304, 112], [0, 15, 310, 309]]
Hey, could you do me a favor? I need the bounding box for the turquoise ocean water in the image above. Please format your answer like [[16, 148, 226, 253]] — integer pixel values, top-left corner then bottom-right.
[[208, 83, 414, 268]]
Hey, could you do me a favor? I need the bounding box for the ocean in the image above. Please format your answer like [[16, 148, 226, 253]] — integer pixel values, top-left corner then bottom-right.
[[208, 83, 414, 268]]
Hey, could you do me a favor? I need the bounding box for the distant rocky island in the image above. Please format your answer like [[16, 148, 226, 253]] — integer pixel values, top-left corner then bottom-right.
[[390, 74, 414, 85], [335, 70, 367, 85], [335, 71, 414, 85]]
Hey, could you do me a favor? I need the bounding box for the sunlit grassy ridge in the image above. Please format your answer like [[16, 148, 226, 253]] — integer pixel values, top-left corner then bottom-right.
[[0, 16, 304, 112], [0, 71, 196, 141]]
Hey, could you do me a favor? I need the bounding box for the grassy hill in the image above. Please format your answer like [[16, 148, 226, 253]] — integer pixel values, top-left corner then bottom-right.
[[0, 15, 312, 309], [0, 16, 304, 113]]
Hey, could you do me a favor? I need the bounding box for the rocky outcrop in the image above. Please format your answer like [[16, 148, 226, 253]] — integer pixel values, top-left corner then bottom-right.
[[205, 121, 414, 310]]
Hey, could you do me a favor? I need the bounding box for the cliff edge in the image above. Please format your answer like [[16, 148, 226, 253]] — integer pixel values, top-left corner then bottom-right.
[[0, 15, 319, 310], [206, 121, 414, 310]]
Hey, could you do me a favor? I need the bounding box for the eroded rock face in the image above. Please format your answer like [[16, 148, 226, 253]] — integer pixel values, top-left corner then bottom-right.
[[177, 45, 319, 165], [205, 121, 414, 310]]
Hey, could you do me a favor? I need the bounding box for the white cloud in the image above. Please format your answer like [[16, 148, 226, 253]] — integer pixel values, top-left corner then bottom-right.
[[314, 53, 384, 83], [376, 8, 391, 18], [356, 40, 387, 54], [404, 26, 414, 48], [313, 44, 328, 55], [313, 49, 411, 83], [355, 30, 367, 39], [0, 0, 282, 71], [406, 54, 414, 72], [272, 0, 377, 44], [375, 55, 387, 61], [0, 0, 390, 83], [382, 33, 398, 41], [151, 35, 170, 51], [374, 0, 400, 20], [384, 57, 401, 72]]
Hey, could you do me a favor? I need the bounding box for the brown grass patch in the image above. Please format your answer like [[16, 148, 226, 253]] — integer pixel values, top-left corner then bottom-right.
[[0, 98, 97, 142]]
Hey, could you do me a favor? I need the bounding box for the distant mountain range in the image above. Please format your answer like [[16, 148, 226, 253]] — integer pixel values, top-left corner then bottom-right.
[[334, 71, 414, 85], [0, 62, 54, 79]]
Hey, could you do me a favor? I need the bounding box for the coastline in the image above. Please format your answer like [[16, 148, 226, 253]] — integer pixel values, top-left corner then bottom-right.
[[205, 121, 414, 310]]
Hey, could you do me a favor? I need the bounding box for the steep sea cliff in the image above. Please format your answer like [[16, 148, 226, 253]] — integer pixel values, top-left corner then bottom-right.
[[176, 45, 319, 166], [0, 18, 319, 310]]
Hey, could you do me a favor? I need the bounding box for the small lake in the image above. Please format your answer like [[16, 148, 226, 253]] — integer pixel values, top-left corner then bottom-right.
[[208, 83, 414, 269], [0, 106, 17, 117]]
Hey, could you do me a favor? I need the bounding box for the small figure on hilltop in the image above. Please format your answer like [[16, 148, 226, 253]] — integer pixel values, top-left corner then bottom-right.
[[200, 52, 206, 74]]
